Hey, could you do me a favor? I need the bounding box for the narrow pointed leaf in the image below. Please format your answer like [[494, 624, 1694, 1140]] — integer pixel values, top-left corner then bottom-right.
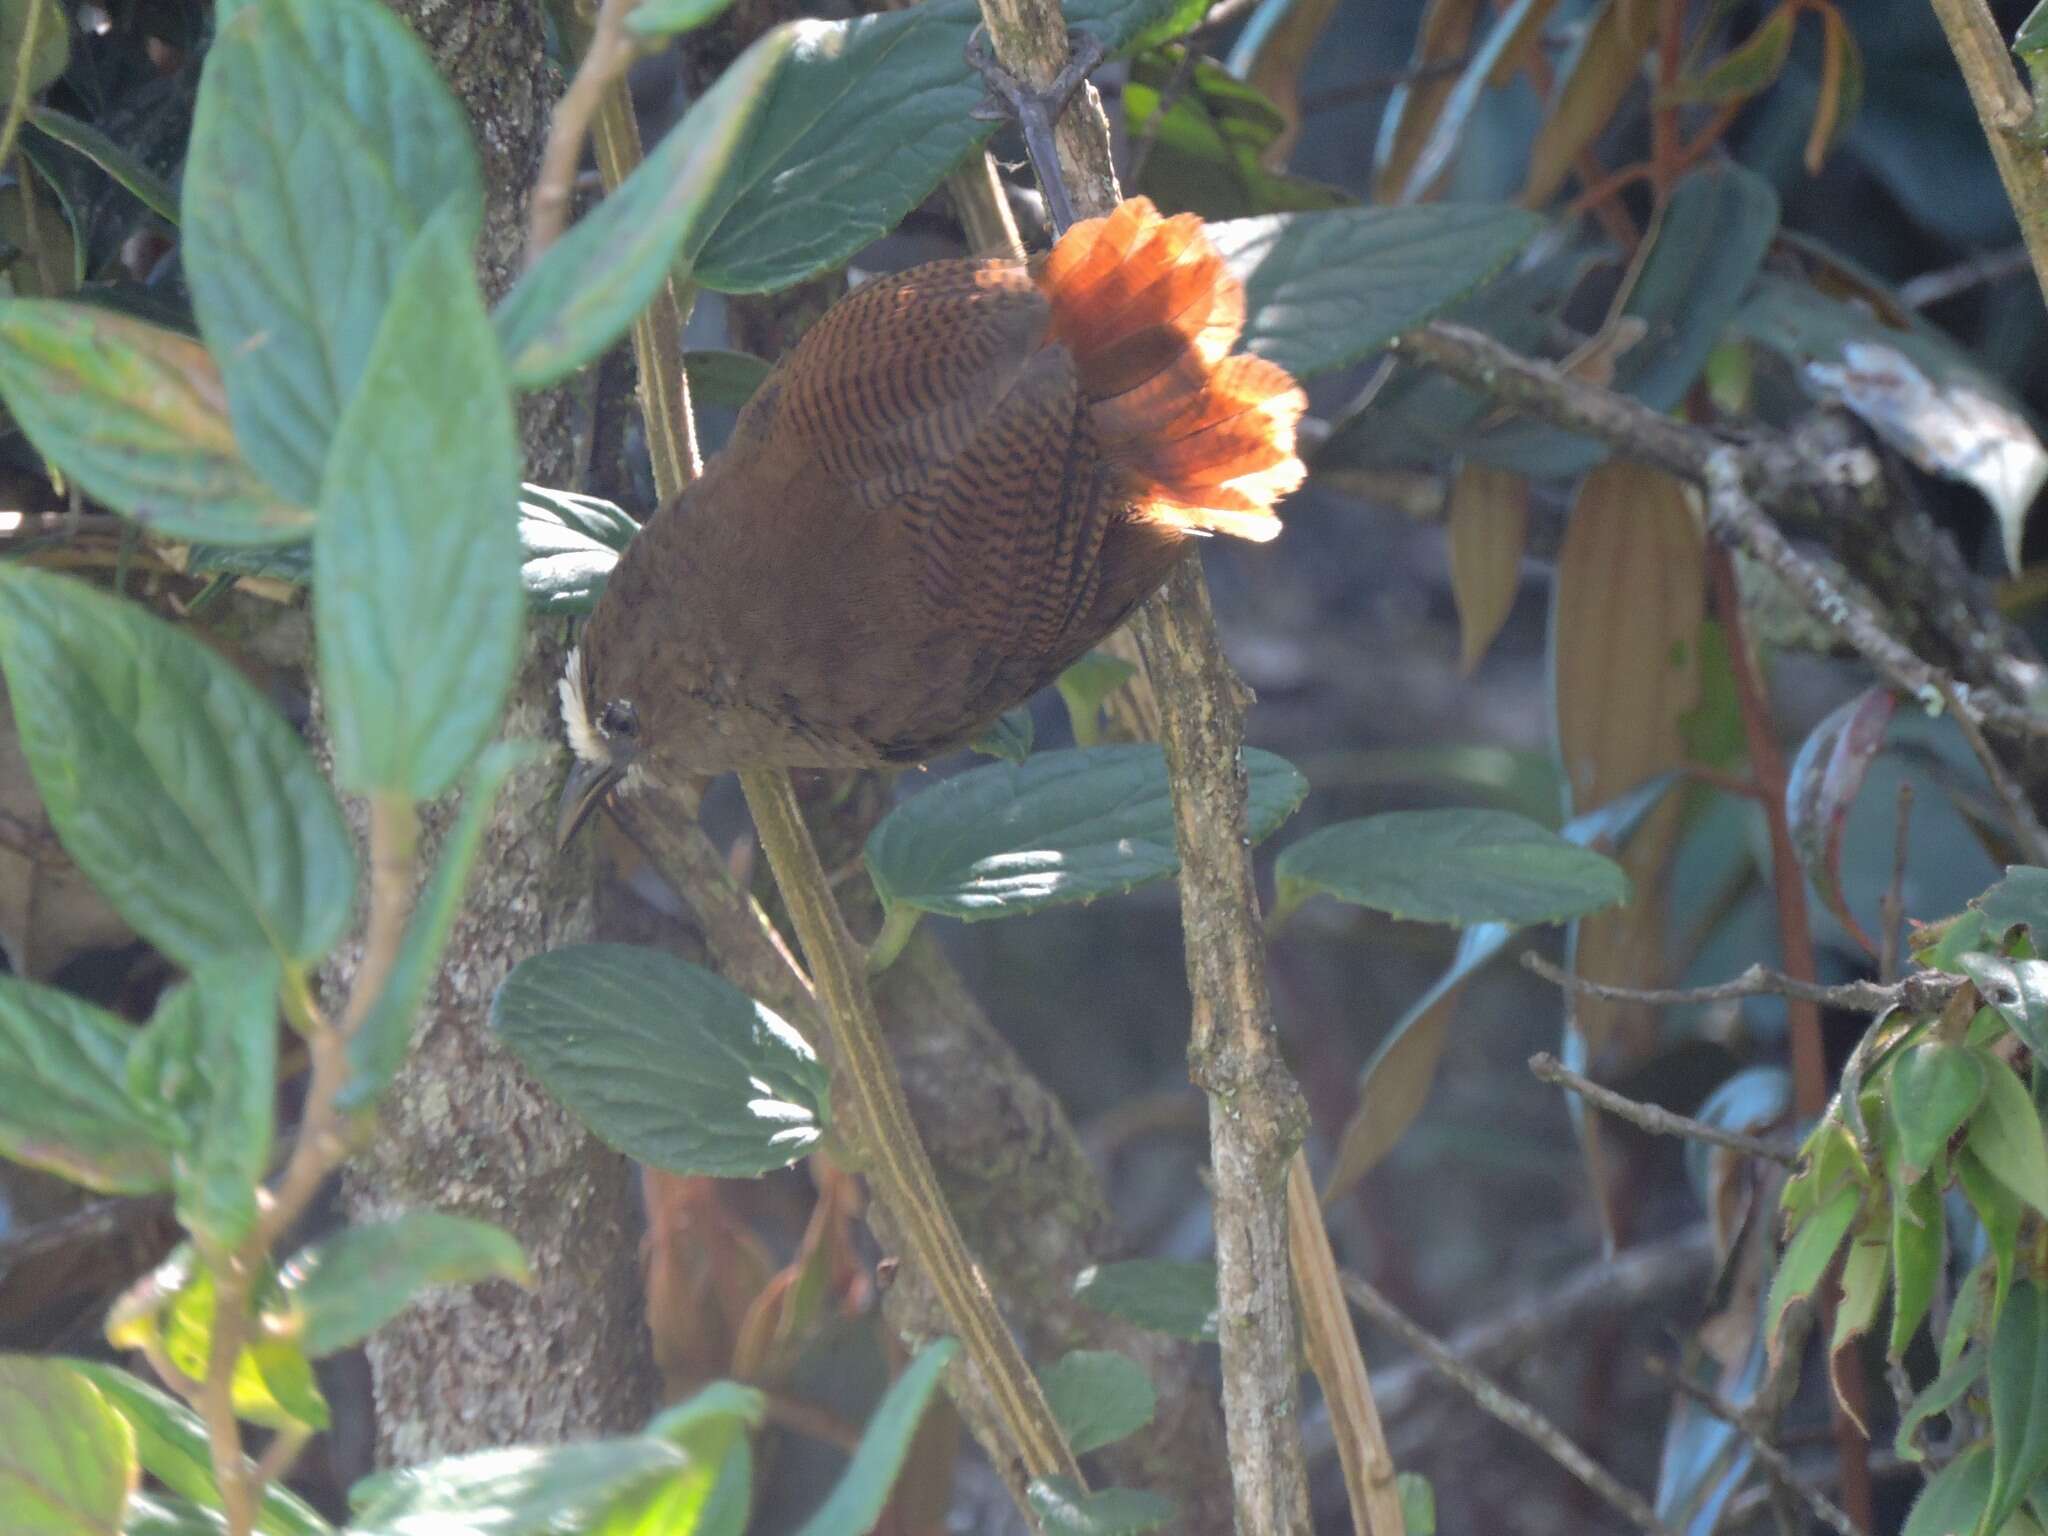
[[0, 975, 173, 1193], [134, 955, 282, 1251], [1276, 809, 1629, 927], [182, 0, 481, 500], [348, 1442, 688, 1536], [1987, 1282, 2048, 1536], [866, 746, 1305, 922], [0, 1357, 135, 1536], [65, 1363, 330, 1536], [1765, 1183, 1859, 1357], [789, 1340, 957, 1536], [315, 205, 521, 800], [1967, 1050, 2048, 1219], [0, 301, 309, 543], [0, 566, 355, 969], [1903, 1445, 1992, 1536], [491, 945, 829, 1178], [1890, 1040, 1986, 1176], [496, 28, 792, 386]]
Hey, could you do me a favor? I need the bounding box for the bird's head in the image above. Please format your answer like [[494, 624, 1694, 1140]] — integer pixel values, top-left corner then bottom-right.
[[555, 639, 642, 847]]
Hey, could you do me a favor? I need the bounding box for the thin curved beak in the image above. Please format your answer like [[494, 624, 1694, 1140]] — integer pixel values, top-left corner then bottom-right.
[[557, 757, 626, 849]]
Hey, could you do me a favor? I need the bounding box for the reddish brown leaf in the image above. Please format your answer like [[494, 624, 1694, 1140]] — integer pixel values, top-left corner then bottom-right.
[[1523, 0, 1659, 205], [1447, 463, 1529, 674], [1374, 0, 1487, 203], [1553, 462, 1705, 1067], [1783, 686, 1895, 956]]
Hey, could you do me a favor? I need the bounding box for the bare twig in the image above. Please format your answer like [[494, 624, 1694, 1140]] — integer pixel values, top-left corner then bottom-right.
[[1937, 673, 2048, 866], [1394, 321, 2048, 741], [1927, 0, 2048, 312], [1526, 1051, 1796, 1166], [1520, 951, 1964, 1018], [967, 5, 1341, 1533], [1342, 1272, 1679, 1536], [1899, 244, 2032, 309], [526, 0, 640, 264], [1644, 1357, 1861, 1536]]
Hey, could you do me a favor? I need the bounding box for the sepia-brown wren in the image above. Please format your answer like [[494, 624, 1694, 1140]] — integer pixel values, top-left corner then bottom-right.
[[557, 195, 1307, 841]]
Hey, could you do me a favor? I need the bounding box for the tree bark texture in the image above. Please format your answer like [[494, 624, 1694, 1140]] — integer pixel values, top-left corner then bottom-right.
[[335, 0, 656, 1460]]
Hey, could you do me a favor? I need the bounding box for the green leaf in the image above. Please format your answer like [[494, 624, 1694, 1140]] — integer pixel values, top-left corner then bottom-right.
[[349, 1441, 689, 1536], [1207, 205, 1545, 379], [1073, 1259, 1218, 1342], [1055, 652, 1136, 748], [1027, 1479, 1175, 1536], [339, 742, 537, 1114], [0, 975, 173, 1192], [1886, 1132, 1943, 1357], [1968, 1050, 2048, 1219], [26, 109, 179, 224], [1669, 7, 1795, 102], [1904, 1446, 1992, 1536], [690, 0, 1175, 293], [0, 566, 355, 968], [683, 350, 770, 411], [1, 0, 68, 104], [315, 204, 521, 801], [1977, 867, 2048, 948], [1958, 1146, 2020, 1333], [123, 1490, 239, 1536], [1987, 1282, 2048, 1536], [1894, 1345, 1984, 1463], [1039, 1350, 1157, 1455], [266, 1212, 530, 1358], [491, 944, 829, 1178], [64, 1363, 331, 1536], [181, 0, 482, 501], [625, 1384, 763, 1536], [790, 1339, 956, 1536], [0, 1357, 135, 1536], [1890, 1040, 1987, 1175], [519, 488, 641, 615], [148, 1259, 328, 1434], [1123, 48, 1351, 219], [133, 956, 282, 1252], [625, 0, 742, 38], [496, 28, 792, 388], [1274, 809, 1630, 928], [866, 745, 1306, 922], [969, 708, 1034, 764], [1765, 1182, 1859, 1355], [1965, 953, 2048, 1058], [1830, 1222, 1886, 1409], [0, 300, 310, 543], [1397, 1473, 1437, 1536], [1478, 164, 1779, 479]]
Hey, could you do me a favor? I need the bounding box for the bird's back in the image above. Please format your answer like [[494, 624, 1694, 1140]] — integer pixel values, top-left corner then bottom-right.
[[603, 198, 1305, 771]]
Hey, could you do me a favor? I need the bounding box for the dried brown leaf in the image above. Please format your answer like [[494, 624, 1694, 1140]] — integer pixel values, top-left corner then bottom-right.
[[1447, 464, 1529, 674]]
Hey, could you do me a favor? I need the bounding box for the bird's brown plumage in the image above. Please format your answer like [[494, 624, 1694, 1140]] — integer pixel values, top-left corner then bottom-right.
[[566, 197, 1305, 787]]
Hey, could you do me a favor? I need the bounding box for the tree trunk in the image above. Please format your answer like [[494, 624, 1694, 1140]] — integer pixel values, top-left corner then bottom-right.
[[336, 0, 656, 1459]]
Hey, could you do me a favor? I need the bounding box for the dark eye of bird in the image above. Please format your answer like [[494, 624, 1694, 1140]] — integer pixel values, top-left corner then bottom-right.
[[600, 700, 639, 739]]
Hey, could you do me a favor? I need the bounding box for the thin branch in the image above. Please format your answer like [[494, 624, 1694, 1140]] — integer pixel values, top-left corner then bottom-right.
[[1927, 0, 2048, 312], [967, 4, 1340, 1533], [1342, 1272, 1679, 1536], [1394, 321, 2048, 740], [1520, 951, 1964, 1018], [1937, 673, 2048, 866], [1526, 1051, 1796, 1166], [1899, 244, 2032, 309], [526, 0, 639, 264], [1643, 1356, 1861, 1536]]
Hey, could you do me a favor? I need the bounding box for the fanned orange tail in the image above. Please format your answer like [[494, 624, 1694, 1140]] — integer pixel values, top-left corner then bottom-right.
[[1035, 196, 1305, 542]]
